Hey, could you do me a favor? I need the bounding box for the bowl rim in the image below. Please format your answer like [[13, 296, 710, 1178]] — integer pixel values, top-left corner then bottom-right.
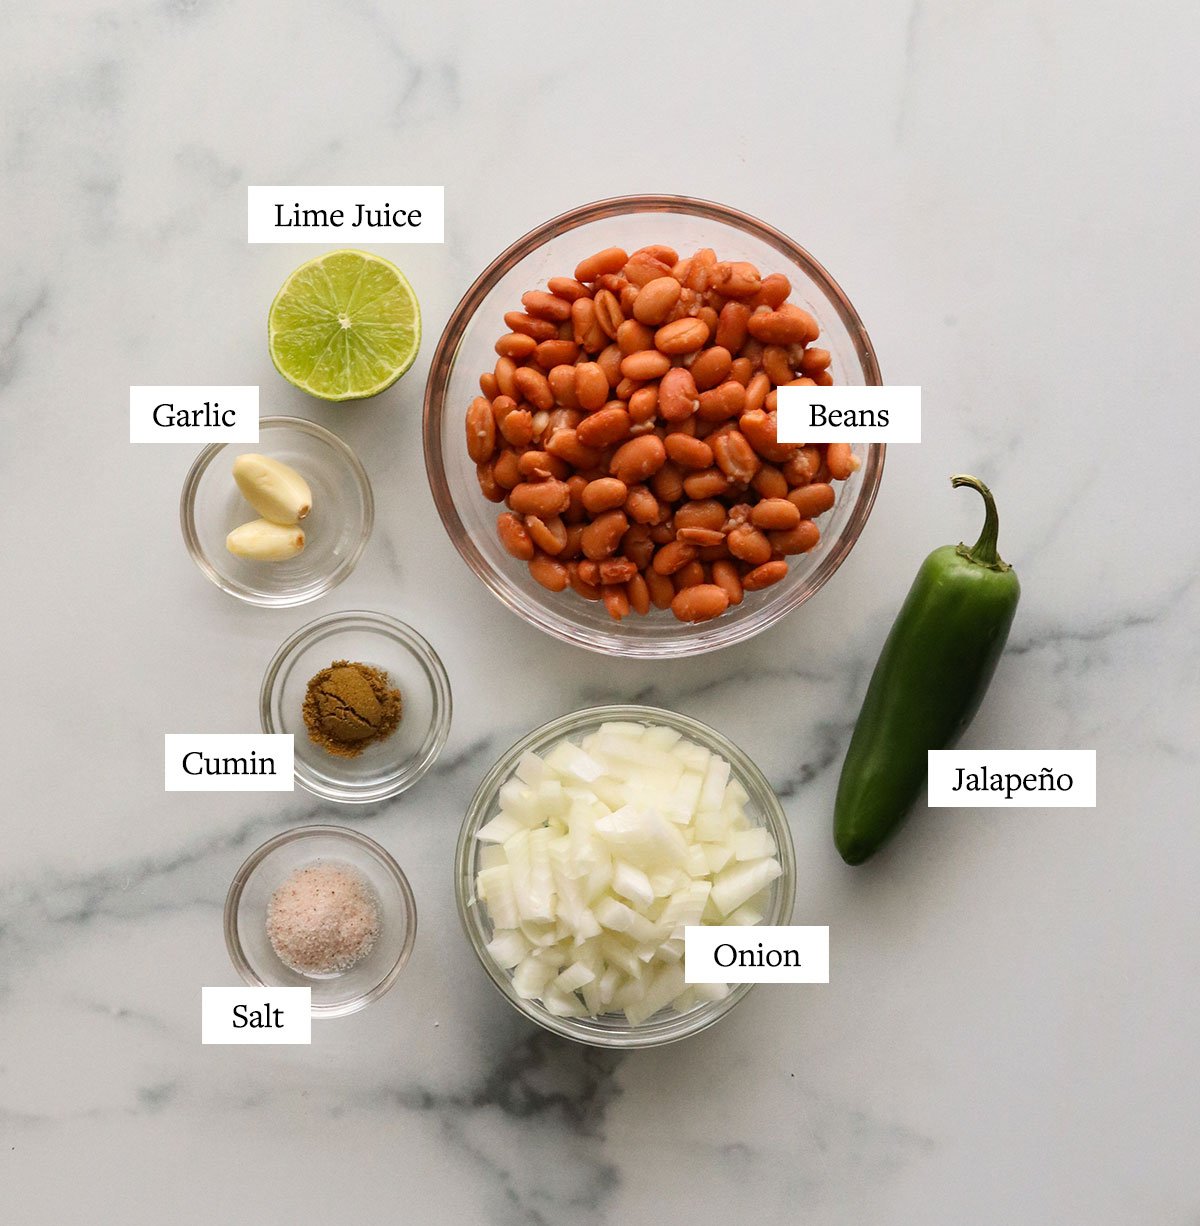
[[259, 609, 453, 804], [422, 193, 884, 657], [180, 414, 375, 608], [224, 823, 418, 1018], [454, 703, 798, 1049]]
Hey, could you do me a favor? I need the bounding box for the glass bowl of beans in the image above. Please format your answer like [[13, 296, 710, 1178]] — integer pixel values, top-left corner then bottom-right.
[[424, 194, 883, 657], [454, 705, 797, 1048], [224, 825, 417, 1018]]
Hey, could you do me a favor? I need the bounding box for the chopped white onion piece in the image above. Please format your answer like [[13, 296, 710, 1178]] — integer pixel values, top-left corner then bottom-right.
[[475, 722, 783, 1025]]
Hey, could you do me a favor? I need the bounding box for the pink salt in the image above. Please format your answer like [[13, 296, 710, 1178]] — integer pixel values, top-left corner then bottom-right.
[[266, 861, 381, 975]]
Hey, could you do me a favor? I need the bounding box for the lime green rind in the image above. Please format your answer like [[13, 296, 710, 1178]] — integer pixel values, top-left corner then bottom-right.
[[267, 249, 421, 402]]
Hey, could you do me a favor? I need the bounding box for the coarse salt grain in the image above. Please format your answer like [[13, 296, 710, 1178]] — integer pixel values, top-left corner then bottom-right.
[[266, 861, 381, 975]]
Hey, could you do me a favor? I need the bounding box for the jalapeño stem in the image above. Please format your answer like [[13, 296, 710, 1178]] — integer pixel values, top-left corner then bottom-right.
[[951, 474, 1006, 569]]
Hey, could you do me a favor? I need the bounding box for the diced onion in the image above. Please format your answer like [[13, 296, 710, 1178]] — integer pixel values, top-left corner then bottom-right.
[[474, 721, 783, 1025]]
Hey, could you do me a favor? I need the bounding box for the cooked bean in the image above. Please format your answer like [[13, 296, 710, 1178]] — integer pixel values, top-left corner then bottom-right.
[[799, 346, 831, 376], [466, 396, 496, 463], [746, 303, 819, 345], [594, 289, 624, 339], [624, 485, 660, 524], [826, 442, 860, 480], [712, 430, 760, 484], [762, 345, 793, 386], [632, 276, 683, 325], [496, 331, 537, 359], [499, 407, 534, 448], [620, 349, 672, 381], [627, 572, 651, 615], [611, 434, 667, 484], [577, 406, 632, 448], [787, 483, 836, 518], [597, 343, 624, 387], [652, 539, 697, 575], [625, 251, 674, 285], [682, 467, 731, 499], [535, 338, 578, 369], [547, 363, 579, 408], [711, 559, 744, 606], [690, 345, 733, 391], [751, 498, 802, 531], [571, 298, 606, 352], [697, 380, 746, 422], [713, 261, 761, 299], [524, 514, 568, 556], [621, 522, 656, 568], [727, 524, 772, 565], [770, 520, 821, 555], [513, 366, 554, 411], [528, 554, 569, 592], [751, 273, 791, 308], [509, 480, 570, 517], [655, 317, 710, 354], [521, 290, 572, 323], [602, 585, 631, 621], [581, 477, 629, 514], [518, 450, 563, 481], [673, 499, 727, 532], [646, 568, 676, 609], [496, 512, 534, 560], [664, 433, 714, 469], [671, 584, 729, 622], [479, 371, 500, 399], [477, 461, 505, 502], [581, 509, 629, 560], [739, 409, 796, 463], [616, 319, 655, 356], [729, 357, 753, 386], [547, 276, 589, 302], [546, 428, 602, 469], [659, 367, 700, 422], [568, 562, 601, 601], [753, 464, 789, 500], [628, 385, 659, 423], [673, 560, 706, 590], [504, 311, 559, 341], [493, 449, 522, 489], [575, 247, 629, 283], [677, 527, 726, 547], [573, 361, 608, 412], [742, 560, 789, 591]]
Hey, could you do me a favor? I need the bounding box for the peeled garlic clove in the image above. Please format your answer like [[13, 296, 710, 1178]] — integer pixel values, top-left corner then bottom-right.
[[226, 518, 305, 561], [232, 453, 312, 523]]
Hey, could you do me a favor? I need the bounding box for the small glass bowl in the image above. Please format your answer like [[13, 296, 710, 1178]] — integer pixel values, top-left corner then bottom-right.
[[181, 416, 373, 607], [224, 825, 416, 1018], [260, 610, 452, 804], [455, 704, 797, 1049], [424, 194, 884, 658]]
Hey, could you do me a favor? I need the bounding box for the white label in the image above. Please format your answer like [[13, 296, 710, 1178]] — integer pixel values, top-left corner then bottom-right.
[[927, 749, 1096, 807], [129, 386, 259, 444], [202, 987, 311, 1044], [165, 734, 294, 792], [684, 926, 830, 983], [777, 385, 921, 443], [247, 186, 445, 243]]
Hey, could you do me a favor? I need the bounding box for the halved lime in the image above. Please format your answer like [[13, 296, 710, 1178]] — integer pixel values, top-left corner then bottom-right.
[[268, 249, 421, 401]]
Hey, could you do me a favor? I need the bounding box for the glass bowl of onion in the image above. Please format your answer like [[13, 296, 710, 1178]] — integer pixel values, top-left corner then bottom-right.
[[454, 704, 797, 1048]]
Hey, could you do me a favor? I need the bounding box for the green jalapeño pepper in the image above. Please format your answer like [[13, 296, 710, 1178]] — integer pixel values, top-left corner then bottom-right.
[[834, 475, 1020, 865]]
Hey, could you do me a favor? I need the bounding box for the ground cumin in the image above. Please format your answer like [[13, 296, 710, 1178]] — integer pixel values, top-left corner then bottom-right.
[[302, 660, 402, 758]]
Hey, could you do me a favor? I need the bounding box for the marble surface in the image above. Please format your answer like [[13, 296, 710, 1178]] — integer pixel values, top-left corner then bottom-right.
[[3, 2, 1198, 1222]]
